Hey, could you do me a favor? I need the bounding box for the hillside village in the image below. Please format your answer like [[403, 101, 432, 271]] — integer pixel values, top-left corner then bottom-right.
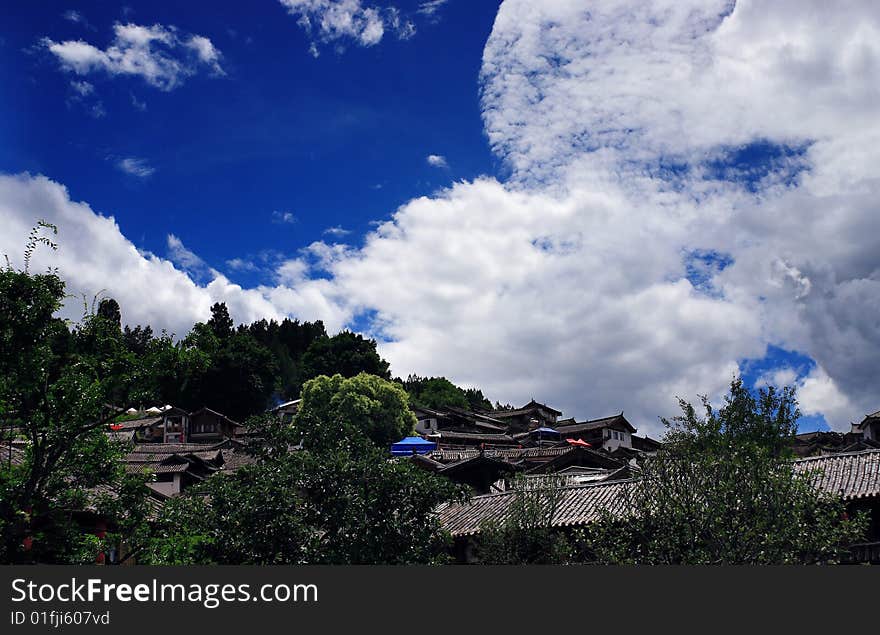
[[6, 395, 879, 563]]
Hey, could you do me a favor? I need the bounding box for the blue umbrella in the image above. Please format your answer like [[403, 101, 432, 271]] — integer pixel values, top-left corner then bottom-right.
[[391, 436, 437, 456]]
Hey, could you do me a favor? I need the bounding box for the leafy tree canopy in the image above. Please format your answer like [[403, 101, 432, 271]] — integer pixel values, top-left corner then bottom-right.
[[400, 375, 492, 411], [140, 446, 462, 565], [0, 223, 150, 563], [294, 373, 416, 454], [583, 378, 867, 564], [300, 331, 390, 384]]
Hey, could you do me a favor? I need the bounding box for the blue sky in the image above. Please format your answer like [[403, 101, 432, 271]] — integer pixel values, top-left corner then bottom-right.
[[1, 1, 500, 287], [2, 1, 878, 435]]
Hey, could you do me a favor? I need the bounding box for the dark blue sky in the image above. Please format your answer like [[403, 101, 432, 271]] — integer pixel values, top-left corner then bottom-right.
[[1, 0, 501, 286]]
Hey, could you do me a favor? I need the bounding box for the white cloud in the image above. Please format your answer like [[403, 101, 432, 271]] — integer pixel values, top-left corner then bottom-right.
[[426, 154, 448, 168], [130, 93, 147, 111], [166, 234, 212, 279], [418, 1, 448, 18], [754, 368, 800, 391], [186, 35, 224, 75], [66, 79, 104, 117], [272, 210, 297, 224], [0, 173, 347, 336], [226, 257, 259, 273], [62, 10, 85, 25], [42, 22, 223, 91], [323, 226, 351, 237], [116, 157, 154, 178], [279, 0, 416, 54], [798, 366, 857, 431], [89, 102, 106, 119], [70, 80, 93, 96]]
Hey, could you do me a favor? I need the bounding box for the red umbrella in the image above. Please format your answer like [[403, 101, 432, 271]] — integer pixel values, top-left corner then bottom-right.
[[109, 424, 124, 431], [565, 438, 591, 447]]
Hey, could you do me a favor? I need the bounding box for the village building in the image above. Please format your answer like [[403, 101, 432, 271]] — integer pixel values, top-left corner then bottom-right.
[[188, 407, 241, 442], [486, 400, 562, 433], [272, 399, 301, 425], [108, 405, 243, 444], [852, 410, 880, 445], [123, 443, 225, 496], [555, 413, 637, 451]]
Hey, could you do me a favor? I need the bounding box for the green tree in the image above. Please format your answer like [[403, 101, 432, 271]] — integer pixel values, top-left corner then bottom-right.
[[294, 373, 416, 453], [183, 307, 278, 420], [0, 223, 149, 563], [141, 447, 462, 564], [207, 301, 234, 339], [402, 375, 469, 410], [96, 298, 121, 329], [584, 378, 866, 564], [244, 317, 327, 400], [300, 331, 390, 383], [400, 375, 494, 411], [139, 458, 317, 564]]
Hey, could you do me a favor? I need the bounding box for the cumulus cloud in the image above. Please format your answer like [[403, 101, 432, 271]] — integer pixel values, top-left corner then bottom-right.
[[426, 154, 448, 169], [323, 226, 351, 237], [279, 0, 416, 54], [0, 173, 348, 336], [467, 0, 880, 429], [42, 22, 224, 90], [6, 0, 880, 434], [116, 157, 154, 178], [798, 366, 858, 430], [166, 234, 213, 280]]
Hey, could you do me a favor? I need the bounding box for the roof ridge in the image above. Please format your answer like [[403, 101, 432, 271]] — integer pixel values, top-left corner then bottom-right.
[[794, 448, 880, 462], [458, 478, 634, 502]]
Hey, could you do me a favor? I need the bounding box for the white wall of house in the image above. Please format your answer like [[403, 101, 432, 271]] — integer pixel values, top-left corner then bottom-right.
[[146, 474, 182, 497], [602, 428, 632, 451], [415, 418, 437, 434]]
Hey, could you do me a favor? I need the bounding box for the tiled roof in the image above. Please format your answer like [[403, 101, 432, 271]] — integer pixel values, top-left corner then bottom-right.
[[218, 448, 259, 472], [0, 442, 27, 466], [129, 443, 221, 454], [110, 416, 163, 431], [430, 449, 480, 462], [439, 450, 880, 537], [125, 463, 192, 474], [428, 446, 575, 463], [438, 454, 519, 475], [81, 483, 165, 519], [556, 414, 636, 434], [436, 431, 517, 443], [488, 400, 563, 418], [794, 449, 880, 501], [437, 480, 631, 537]]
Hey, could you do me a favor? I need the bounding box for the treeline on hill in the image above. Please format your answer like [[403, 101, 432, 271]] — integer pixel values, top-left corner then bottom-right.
[[74, 298, 491, 422]]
